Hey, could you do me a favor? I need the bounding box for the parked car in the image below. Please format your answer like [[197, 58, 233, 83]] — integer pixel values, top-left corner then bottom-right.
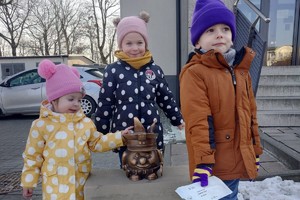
[[0, 67, 102, 117], [76, 66, 103, 87]]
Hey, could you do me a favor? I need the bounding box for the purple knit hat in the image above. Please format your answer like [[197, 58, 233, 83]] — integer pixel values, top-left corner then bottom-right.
[[190, 0, 236, 46], [113, 11, 150, 49], [38, 59, 85, 102]]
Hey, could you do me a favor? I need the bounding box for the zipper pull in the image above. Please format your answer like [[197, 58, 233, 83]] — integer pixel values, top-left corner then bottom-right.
[[229, 67, 237, 86], [232, 73, 237, 85]]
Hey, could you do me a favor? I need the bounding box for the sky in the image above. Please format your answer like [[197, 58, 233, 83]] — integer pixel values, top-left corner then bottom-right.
[[238, 176, 300, 200]]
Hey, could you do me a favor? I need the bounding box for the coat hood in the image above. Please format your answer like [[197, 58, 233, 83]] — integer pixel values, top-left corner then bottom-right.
[[180, 47, 255, 81], [39, 100, 86, 122]]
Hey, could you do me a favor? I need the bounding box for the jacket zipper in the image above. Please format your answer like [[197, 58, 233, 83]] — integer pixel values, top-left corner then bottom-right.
[[216, 53, 237, 87], [228, 66, 237, 86], [138, 69, 141, 118]]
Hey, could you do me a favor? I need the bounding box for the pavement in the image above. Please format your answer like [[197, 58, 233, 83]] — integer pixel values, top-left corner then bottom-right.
[[0, 115, 300, 199], [258, 127, 300, 180]]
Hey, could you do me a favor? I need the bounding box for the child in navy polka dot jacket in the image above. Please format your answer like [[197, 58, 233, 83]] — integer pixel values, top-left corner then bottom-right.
[[95, 11, 185, 165]]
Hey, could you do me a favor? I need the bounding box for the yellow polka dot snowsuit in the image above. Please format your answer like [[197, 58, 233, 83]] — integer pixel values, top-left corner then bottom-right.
[[21, 101, 124, 200]]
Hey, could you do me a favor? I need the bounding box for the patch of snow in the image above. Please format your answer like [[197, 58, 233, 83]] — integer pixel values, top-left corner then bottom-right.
[[238, 176, 300, 200]]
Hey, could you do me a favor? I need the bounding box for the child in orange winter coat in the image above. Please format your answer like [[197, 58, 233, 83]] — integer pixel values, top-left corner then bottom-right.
[[179, 1, 263, 199]]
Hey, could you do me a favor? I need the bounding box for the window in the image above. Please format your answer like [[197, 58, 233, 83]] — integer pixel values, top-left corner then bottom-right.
[[267, 0, 295, 66], [85, 68, 104, 79], [1, 63, 25, 80], [9, 70, 44, 87], [237, 0, 261, 31]]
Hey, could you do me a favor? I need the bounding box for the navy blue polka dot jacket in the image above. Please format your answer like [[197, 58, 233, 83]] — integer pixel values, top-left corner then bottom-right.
[[94, 59, 184, 149]]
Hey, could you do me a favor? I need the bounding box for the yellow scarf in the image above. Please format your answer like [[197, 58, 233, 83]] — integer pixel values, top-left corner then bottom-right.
[[114, 50, 152, 70]]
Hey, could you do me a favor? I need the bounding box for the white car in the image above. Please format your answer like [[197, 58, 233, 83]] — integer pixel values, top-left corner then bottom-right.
[[76, 66, 103, 87], [0, 67, 102, 117]]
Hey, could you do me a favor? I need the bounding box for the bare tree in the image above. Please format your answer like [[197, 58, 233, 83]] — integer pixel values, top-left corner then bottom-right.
[[81, 15, 97, 60], [0, 0, 12, 6], [0, 0, 119, 62], [26, 0, 56, 55], [91, 0, 119, 64], [51, 0, 84, 55], [0, 0, 32, 56], [0, 38, 10, 56]]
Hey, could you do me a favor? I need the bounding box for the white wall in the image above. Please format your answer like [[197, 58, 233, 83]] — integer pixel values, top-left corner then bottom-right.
[[120, 0, 178, 76]]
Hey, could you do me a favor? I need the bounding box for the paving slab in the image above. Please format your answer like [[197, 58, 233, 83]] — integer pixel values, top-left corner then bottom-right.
[[260, 150, 277, 162], [260, 128, 300, 170], [84, 166, 190, 200]]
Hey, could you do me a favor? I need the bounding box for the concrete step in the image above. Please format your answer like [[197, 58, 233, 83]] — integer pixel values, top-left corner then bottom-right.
[[260, 66, 300, 75], [85, 142, 300, 199], [256, 85, 300, 96], [256, 96, 300, 110], [85, 166, 190, 200], [259, 75, 300, 85], [257, 110, 300, 126], [260, 127, 300, 170], [256, 66, 300, 126]]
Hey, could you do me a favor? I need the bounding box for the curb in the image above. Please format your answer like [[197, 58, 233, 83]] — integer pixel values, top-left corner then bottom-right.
[[257, 169, 300, 182], [164, 143, 172, 166], [260, 130, 300, 170]]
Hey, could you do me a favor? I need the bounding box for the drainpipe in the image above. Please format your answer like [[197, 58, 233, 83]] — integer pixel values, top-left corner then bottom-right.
[[176, 0, 181, 104]]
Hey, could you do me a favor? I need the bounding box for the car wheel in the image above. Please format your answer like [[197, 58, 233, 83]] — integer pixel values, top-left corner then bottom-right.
[[81, 95, 96, 117]]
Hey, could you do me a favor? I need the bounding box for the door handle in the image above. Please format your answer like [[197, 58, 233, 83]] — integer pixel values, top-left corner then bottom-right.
[[31, 87, 40, 90]]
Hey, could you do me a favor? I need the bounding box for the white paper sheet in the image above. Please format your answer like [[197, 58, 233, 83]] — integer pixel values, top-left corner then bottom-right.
[[175, 176, 232, 200]]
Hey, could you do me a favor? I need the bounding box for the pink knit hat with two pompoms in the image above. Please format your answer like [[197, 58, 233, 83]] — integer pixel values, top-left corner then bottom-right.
[[113, 11, 150, 49], [38, 59, 85, 102]]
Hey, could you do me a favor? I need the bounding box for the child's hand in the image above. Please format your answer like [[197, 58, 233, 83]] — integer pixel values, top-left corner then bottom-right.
[[121, 126, 133, 146], [121, 126, 134, 135], [23, 187, 33, 199], [192, 165, 212, 187], [177, 122, 185, 130]]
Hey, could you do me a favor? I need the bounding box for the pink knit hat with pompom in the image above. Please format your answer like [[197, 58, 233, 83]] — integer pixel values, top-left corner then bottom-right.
[[113, 11, 150, 49], [38, 59, 85, 102]]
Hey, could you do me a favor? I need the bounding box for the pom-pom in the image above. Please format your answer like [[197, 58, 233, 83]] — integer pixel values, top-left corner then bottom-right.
[[38, 59, 56, 80], [113, 17, 121, 27], [139, 10, 150, 23]]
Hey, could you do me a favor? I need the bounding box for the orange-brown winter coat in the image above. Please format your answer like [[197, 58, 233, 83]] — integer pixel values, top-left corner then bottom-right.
[[179, 47, 263, 181]]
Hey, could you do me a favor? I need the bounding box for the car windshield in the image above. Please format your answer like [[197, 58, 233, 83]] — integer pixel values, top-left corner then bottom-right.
[[85, 69, 103, 79]]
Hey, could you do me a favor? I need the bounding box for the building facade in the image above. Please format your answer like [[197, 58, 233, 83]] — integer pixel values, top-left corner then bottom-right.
[[116, 0, 300, 101], [237, 0, 300, 66], [0, 55, 96, 81]]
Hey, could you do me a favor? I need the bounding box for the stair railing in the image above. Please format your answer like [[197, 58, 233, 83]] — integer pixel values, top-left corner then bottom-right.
[[233, 0, 271, 48]]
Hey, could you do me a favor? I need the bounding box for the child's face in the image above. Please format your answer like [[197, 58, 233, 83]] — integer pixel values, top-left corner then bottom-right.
[[52, 92, 83, 114], [196, 24, 233, 54], [121, 32, 146, 58]]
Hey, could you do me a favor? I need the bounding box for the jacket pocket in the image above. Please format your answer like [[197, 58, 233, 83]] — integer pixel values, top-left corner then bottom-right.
[[214, 130, 235, 172], [215, 130, 234, 143], [77, 160, 91, 173], [41, 164, 58, 193]]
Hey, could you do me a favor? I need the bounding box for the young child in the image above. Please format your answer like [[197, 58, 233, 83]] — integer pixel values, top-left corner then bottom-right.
[[179, 0, 263, 199], [94, 11, 185, 165], [21, 59, 132, 200]]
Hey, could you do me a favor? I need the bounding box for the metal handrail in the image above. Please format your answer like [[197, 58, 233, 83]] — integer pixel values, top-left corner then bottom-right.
[[234, 0, 270, 23], [243, 0, 270, 23], [233, 0, 270, 47]]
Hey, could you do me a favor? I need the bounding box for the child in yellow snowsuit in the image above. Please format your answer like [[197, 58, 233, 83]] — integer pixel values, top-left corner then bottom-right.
[[21, 59, 132, 200]]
